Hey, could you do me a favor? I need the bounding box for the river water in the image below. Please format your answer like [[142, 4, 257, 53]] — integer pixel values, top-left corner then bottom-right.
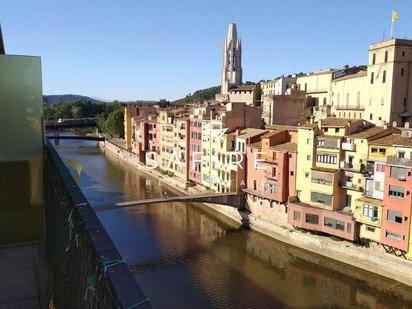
[[54, 138, 412, 309]]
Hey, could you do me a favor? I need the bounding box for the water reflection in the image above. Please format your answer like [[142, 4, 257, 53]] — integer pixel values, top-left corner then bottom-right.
[[55, 138, 412, 309]]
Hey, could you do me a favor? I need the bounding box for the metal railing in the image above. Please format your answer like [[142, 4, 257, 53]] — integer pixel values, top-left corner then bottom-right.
[[387, 155, 412, 167], [44, 141, 151, 309]]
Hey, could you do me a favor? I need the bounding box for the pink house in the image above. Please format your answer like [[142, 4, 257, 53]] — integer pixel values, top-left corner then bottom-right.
[[245, 129, 297, 203], [381, 160, 412, 252], [288, 199, 359, 241]]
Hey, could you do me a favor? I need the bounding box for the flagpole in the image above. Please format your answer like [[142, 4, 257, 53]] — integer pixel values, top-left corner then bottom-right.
[[390, 19, 394, 38]]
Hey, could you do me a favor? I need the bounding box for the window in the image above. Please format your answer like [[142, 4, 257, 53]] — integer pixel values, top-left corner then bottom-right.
[[293, 211, 301, 221], [387, 210, 403, 223], [389, 185, 405, 198], [401, 67, 405, 76], [366, 226, 375, 232], [324, 217, 345, 231], [318, 140, 325, 146], [253, 180, 257, 190], [363, 204, 378, 218], [346, 195, 352, 207], [391, 166, 406, 180], [337, 94, 340, 106], [397, 151, 405, 159], [310, 192, 333, 205], [356, 92, 361, 107], [382, 70, 386, 83], [290, 171, 294, 176], [316, 154, 337, 164], [335, 128, 339, 133], [384, 51, 388, 62], [386, 231, 402, 241], [305, 214, 319, 224], [372, 53, 376, 65], [307, 155, 311, 161], [370, 72, 374, 84], [346, 93, 350, 106], [404, 98, 407, 107], [375, 163, 385, 172], [402, 51, 406, 57], [370, 113, 373, 121], [347, 223, 352, 233], [306, 138, 311, 145]]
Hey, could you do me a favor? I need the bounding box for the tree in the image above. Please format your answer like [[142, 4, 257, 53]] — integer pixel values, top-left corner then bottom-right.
[[97, 113, 107, 132], [104, 108, 124, 138]]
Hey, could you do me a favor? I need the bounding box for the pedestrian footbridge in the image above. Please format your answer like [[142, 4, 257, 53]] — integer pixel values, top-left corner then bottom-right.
[[94, 193, 247, 212]]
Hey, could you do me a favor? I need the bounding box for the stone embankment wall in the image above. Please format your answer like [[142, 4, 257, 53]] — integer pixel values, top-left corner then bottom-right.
[[100, 139, 412, 288]]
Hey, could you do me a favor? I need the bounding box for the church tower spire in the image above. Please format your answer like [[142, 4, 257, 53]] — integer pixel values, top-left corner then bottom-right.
[[221, 23, 242, 95]]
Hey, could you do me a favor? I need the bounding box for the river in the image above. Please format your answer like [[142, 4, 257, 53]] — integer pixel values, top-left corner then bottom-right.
[[54, 137, 412, 309]]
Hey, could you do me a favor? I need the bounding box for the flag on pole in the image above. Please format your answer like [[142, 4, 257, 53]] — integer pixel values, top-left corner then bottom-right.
[[390, 11, 398, 38], [392, 10, 398, 22]]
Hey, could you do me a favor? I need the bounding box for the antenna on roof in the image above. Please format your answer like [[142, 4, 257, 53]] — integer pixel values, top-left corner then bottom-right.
[[0, 23, 5, 54]]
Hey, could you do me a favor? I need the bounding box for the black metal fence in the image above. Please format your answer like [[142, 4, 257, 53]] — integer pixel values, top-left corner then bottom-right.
[[44, 141, 151, 308]]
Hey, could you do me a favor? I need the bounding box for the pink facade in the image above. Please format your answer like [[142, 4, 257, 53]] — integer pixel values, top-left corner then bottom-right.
[[288, 199, 359, 241], [133, 116, 159, 164], [189, 119, 202, 184], [245, 130, 297, 203], [381, 163, 412, 251]]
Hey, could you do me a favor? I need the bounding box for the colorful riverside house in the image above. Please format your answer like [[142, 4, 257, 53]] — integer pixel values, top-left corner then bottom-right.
[[188, 104, 219, 185], [374, 125, 412, 259], [288, 118, 382, 241], [124, 105, 157, 150], [131, 113, 159, 164], [200, 102, 262, 189], [157, 108, 188, 176], [172, 116, 190, 182], [244, 128, 298, 227], [350, 127, 399, 243], [213, 128, 267, 194]]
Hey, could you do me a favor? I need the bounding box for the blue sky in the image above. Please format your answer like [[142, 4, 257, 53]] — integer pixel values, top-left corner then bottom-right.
[[2, 1, 412, 101]]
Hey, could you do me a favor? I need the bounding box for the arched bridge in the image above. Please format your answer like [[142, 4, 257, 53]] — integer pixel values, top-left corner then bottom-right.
[[94, 193, 247, 212]]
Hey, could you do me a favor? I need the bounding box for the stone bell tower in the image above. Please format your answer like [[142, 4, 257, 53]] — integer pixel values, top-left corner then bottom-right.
[[221, 23, 242, 95]]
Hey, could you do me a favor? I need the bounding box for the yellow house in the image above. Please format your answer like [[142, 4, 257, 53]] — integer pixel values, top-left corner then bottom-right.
[[296, 69, 334, 107]]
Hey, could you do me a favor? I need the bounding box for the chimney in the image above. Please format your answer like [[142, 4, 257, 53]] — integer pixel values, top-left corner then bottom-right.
[[392, 121, 398, 128], [405, 121, 410, 128]]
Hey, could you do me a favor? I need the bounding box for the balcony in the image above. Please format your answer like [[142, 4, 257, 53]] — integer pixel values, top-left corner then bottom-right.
[[311, 177, 333, 186], [44, 143, 151, 308], [341, 181, 363, 192], [335, 105, 365, 111], [387, 156, 412, 168], [340, 162, 364, 172], [341, 142, 355, 151]]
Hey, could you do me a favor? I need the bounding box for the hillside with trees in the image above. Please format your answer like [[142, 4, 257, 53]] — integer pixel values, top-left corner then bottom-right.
[[173, 86, 220, 104]]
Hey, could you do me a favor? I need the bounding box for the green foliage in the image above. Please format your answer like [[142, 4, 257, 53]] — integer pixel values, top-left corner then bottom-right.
[[158, 99, 171, 108], [44, 99, 119, 120], [97, 113, 108, 132], [173, 86, 221, 104], [104, 108, 124, 138]]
